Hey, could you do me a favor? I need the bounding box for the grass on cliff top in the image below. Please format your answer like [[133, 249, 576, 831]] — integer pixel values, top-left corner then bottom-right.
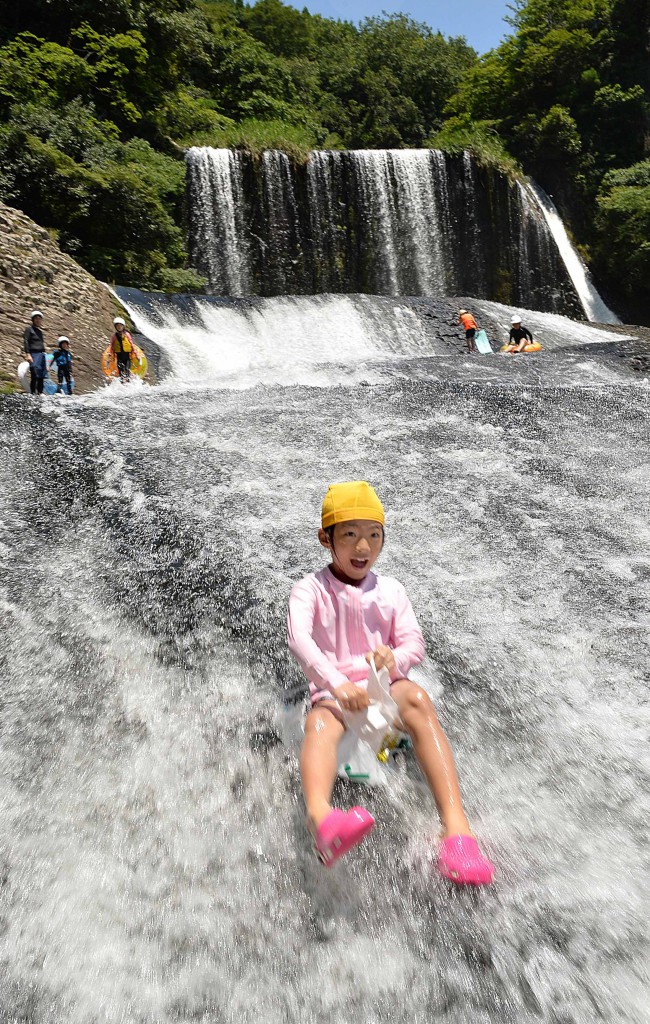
[[182, 118, 323, 162], [182, 118, 341, 162], [0, 369, 18, 395], [184, 115, 521, 178], [428, 116, 522, 180]]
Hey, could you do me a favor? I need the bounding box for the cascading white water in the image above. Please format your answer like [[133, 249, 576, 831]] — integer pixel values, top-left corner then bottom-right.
[[524, 181, 621, 324], [349, 150, 401, 294], [386, 150, 449, 295], [185, 147, 613, 318], [460, 150, 487, 296], [113, 293, 432, 389], [1, 293, 647, 1022], [261, 150, 306, 294], [186, 147, 251, 295]]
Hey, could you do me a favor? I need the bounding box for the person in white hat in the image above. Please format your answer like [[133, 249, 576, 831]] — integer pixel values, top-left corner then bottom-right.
[[23, 310, 48, 394], [457, 308, 478, 354], [51, 336, 74, 394], [110, 317, 135, 381], [506, 315, 534, 353]]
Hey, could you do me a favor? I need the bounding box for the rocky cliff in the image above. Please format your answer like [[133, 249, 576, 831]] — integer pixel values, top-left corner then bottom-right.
[[0, 202, 124, 394]]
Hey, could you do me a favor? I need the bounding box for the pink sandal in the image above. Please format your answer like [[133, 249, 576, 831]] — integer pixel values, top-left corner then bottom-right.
[[438, 834, 494, 886], [315, 807, 375, 867]]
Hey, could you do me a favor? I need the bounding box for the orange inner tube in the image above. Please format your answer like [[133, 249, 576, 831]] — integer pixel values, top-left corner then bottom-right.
[[500, 342, 543, 354], [101, 345, 147, 378]]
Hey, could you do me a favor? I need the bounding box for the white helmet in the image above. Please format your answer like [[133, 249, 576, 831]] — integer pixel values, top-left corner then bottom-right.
[[58, 335, 70, 344], [113, 317, 126, 326], [31, 310, 43, 320], [511, 315, 522, 324]]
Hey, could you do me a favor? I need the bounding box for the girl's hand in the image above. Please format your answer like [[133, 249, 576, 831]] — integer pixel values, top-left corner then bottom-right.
[[366, 645, 395, 674], [336, 683, 370, 713]]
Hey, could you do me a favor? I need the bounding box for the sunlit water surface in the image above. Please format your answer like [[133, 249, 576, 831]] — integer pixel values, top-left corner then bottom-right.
[[1, 294, 648, 1023]]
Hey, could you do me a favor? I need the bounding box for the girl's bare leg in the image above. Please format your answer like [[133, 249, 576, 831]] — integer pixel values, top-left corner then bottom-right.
[[391, 679, 471, 838], [301, 703, 345, 832]]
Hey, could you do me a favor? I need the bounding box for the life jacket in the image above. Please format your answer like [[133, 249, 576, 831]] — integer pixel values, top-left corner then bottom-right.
[[112, 330, 133, 354], [460, 313, 477, 331], [52, 349, 72, 368]]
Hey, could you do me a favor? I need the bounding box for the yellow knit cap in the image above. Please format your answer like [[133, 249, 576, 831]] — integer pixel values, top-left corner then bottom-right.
[[321, 481, 385, 528]]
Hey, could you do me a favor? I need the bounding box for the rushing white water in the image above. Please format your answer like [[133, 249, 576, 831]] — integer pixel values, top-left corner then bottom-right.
[[472, 298, 633, 351], [350, 150, 401, 295], [349, 150, 452, 296], [186, 147, 251, 295], [1, 293, 648, 1022], [115, 290, 633, 391], [113, 292, 436, 389], [524, 182, 621, 324], [186, 148, 602, 318]]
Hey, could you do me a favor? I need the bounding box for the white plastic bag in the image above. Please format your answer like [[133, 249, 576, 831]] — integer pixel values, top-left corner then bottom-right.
[[336, 659, 403, 786]]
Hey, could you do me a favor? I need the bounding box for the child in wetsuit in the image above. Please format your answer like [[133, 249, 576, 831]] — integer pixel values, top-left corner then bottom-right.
[[51, 336, 73, 394], [504, 316, 534, 353], [287, 480, 494, 885]]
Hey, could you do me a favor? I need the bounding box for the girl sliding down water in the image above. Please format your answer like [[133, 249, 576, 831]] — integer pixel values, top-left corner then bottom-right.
[[288, 480, 494, 885]]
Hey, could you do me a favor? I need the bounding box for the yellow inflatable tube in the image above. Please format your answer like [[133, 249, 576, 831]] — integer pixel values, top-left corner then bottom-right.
[[499, 341, 542, 354], [101, 344, 148, 378]]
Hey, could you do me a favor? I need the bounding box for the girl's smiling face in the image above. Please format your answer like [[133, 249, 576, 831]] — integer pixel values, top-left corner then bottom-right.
[[318, 519, 384, 583]]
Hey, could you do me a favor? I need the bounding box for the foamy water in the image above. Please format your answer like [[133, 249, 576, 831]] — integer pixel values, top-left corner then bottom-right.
[[1, 294, 648, 1022]]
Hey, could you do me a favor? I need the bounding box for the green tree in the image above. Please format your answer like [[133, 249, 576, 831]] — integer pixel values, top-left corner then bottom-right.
[[442, 0, 650, 306], [0, 34, 93, 117], [242, 0, 312, 59], [594, 161, 650, 309]]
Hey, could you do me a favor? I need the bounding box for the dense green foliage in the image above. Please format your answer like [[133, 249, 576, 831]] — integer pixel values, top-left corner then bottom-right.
[[0, 0, 474, 288], [442, 0, 650, 315], [595, 161, 650, 298], [0, 0, 648, 313]]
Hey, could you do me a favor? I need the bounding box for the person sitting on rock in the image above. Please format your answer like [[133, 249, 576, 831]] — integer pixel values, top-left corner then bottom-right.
[[504, 316, 534, 353], [457, 309, 478, 354], [51, 336, 73, 395], [110, 317, 134, 382], [23, 310, 48, 395]]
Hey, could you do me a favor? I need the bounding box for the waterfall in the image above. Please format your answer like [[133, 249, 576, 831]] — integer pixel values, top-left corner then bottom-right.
[[186, 147, 251, 295], [379, 150, 448, 295], [185, 148, 614, 320], [260, 150, 306, 294], [350, 150, 401, 294], [459, 150, 487, 296], [524, 182, 621, 324]]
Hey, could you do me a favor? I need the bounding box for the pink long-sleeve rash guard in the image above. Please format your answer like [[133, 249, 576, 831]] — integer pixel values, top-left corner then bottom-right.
[[287, 566, 425, 705]]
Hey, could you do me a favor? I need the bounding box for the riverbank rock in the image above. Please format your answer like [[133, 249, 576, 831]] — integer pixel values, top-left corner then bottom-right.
[[0, 201, 123, 394]]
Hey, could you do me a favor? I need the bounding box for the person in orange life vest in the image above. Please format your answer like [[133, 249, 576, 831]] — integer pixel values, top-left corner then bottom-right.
[[111, 317, 134, 381], [458, 309, 478, 353]]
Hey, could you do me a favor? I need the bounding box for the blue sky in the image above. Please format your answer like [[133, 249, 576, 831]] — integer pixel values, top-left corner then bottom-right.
[[293, 1, 512, 55]]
